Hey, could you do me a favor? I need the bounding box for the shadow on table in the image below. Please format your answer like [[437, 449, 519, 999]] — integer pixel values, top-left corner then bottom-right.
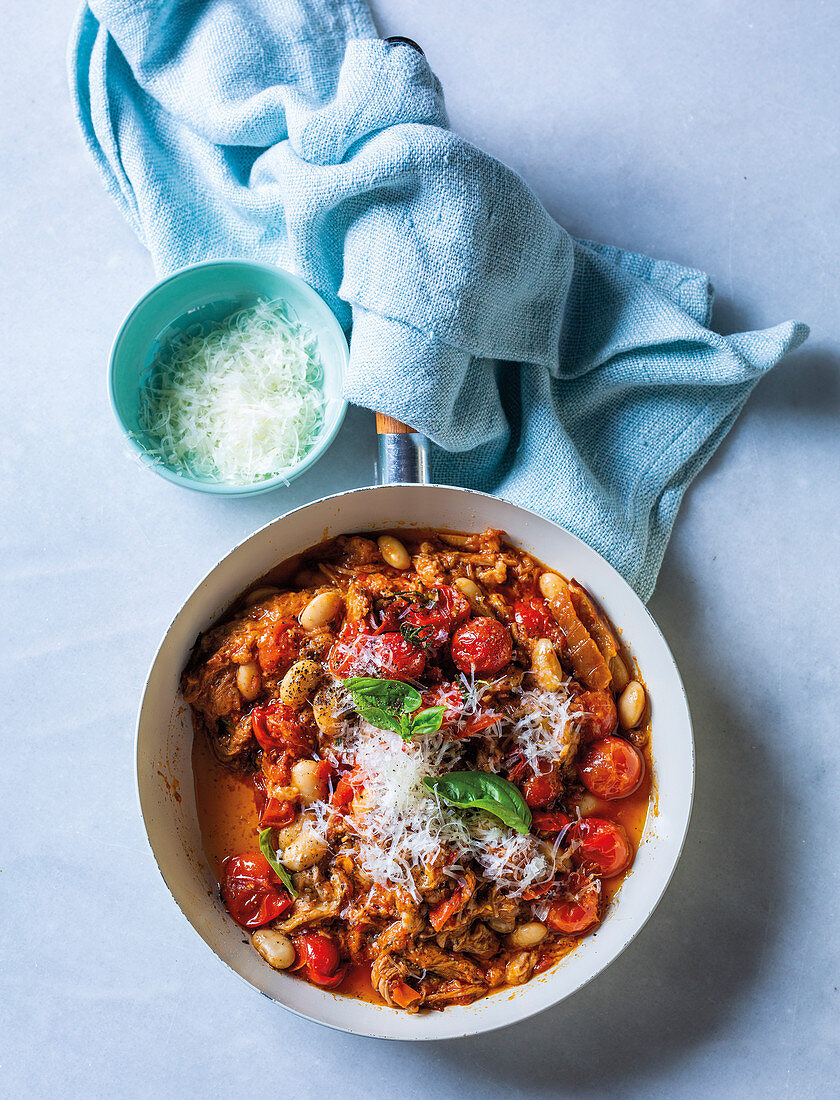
[[395, 541, 795, 1093]]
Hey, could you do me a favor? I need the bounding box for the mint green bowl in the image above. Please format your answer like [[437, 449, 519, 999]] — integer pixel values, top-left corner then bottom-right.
[[109, 259, 349, 496]]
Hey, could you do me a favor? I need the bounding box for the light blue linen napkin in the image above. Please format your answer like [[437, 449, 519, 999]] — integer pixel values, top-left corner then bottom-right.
[[69, 0, 808, 600]]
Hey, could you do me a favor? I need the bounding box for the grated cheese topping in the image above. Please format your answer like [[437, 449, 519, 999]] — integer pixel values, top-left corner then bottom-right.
[[137, 298, 326, 485], [308, 680, 582, 901], [510, 683, 579, 775]]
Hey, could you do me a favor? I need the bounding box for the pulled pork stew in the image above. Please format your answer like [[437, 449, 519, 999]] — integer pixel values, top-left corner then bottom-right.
[[184, 529, 651, 1012]]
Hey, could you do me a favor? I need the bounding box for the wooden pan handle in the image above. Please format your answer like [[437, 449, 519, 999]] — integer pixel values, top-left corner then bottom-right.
[[376, 413, 415, 434]]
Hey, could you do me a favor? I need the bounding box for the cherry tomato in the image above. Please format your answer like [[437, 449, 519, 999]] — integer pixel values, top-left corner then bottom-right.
[[256, 621, 300, 674], [421, 683, 502, 738], [326, 631, 426, 680], [531, 811, 572, 835], [570, 690, 618, 740], [513, 597, 556, 639], [450, 618, 513, 675], [570, 818, 633, 877], [306, 962, 349, 989], [296, 931, 340, 975], [458, 711, 504, 737], [402, 585, 471, 648], [294, 931, 347, 987], [523, 768, 562, 808], [251, 703, 310, 756], [544, 877, 601, 935], [220, 853, 292, 928], [421, 683, 464, 728], [577, 737, 644, 800], [505, 753, 529, 784]]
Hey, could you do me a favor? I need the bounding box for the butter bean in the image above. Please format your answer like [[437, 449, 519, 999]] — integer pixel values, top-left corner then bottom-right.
[[251, 930, 295, 970], [507, 922, 548, 949], [618, 680, 646, 729], [609, 655, 630, 693], [538, 572, 564, 602], [235, 661, 261, 701], [453, 576, 494, 617], [531, 639, 564, 691], [377, 534, 411, 570], [276, 819, 328, 871], [299, 591, 343, 631], [279, 659, 321, 709], [290, 759, 327, 805]]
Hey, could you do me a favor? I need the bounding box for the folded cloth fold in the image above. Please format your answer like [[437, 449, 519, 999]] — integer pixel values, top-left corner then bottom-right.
[[70, 0, 808, 599]]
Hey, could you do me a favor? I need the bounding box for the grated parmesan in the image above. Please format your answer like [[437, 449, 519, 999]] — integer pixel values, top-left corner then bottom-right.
[[510, 684, 579, 775], [307, 683, 579, 901], [137, 298, 326, 484]]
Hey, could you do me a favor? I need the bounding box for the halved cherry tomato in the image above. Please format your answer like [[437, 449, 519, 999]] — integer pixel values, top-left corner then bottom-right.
[[221, 853, 293, 928], [421, 683, 464, 727], [513, 597, 556, 639], [569, 690, 618, 740], [256, 621, 300, 674], [450, 618, 513, 675], [531, 811, 572, 835], [544, 877, 601, 935], [403, 585, 470, 648], [577, 737, 644, 800], [326, 631, 426, 680], [569, 818, 633, 877], [523, 768, 562, 808], [457, 711, 504, 737], [251, 703, 310, 756]]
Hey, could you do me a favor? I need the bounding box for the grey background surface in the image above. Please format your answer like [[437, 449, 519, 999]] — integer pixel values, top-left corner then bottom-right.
[[2, 1, 838, 1097]]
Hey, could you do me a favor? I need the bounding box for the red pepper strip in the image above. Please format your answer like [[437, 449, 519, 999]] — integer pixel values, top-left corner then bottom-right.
[[331, 776, 355, 808], [259, 798, 296, 828], [391, 980, 423, 1009], [428, 885, 467, 931]]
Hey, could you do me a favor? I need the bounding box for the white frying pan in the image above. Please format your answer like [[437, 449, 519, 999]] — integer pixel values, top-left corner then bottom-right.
[[136, 417, 694, 1040]]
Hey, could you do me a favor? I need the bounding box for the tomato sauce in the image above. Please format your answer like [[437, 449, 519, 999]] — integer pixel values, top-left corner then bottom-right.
[[193, 728, 258, 880]]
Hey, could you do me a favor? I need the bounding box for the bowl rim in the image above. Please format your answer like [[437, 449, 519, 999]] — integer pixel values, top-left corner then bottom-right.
[[108, 257, 349, 496], [136, 483, 695, 1039]]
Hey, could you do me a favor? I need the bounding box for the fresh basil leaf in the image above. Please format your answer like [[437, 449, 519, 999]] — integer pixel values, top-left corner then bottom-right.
[[409, 706, 445, 739], [343, 677, 423, 736], [258, 827, 298, 897], [356, 705, 404, 736], [398, 713, 412, 741], [423, 772, 532, 834], [344, 677, 421, 715]]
